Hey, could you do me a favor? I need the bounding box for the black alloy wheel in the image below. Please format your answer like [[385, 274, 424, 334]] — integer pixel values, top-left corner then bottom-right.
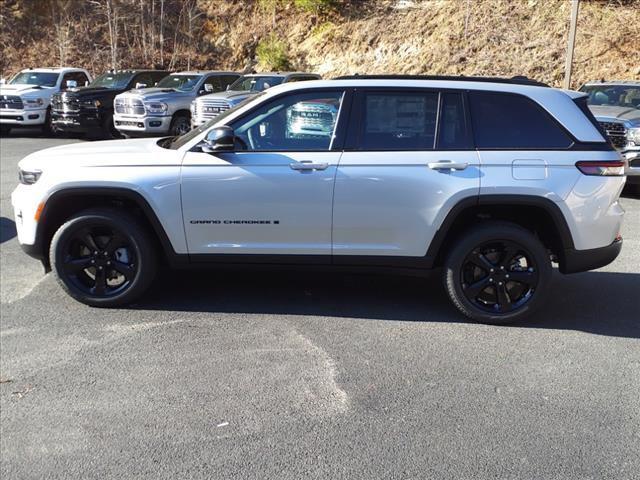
[[61, 226, 137, 297], [50, 209, 156, 307], [460, 240, 538, 314], [444, 222, 552, 324]]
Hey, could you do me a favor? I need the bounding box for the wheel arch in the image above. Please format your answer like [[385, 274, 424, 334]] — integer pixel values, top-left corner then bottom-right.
[[35, 187, 184, 271], [428, 194, 575, 269]]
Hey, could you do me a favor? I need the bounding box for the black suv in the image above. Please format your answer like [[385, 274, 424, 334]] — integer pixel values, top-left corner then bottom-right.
[[51, 70, 169, 139]]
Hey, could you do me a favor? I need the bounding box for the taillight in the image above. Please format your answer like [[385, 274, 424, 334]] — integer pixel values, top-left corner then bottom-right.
[[575, 160, 625, 176]]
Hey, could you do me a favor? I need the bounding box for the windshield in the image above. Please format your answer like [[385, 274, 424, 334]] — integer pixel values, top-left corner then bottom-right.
[[90, 72, 134, 89], [160, 92, 267, 150], [581, 85, 640, 110], [156, 74, 202, 92], [228, 75, 284, 92], [10, 71, 59, 87]]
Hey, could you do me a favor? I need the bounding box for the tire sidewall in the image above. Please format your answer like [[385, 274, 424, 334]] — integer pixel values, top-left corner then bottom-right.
[[50, 210, 156, 307], [170, 114, 191, 136], [444, 223, 552, 324]]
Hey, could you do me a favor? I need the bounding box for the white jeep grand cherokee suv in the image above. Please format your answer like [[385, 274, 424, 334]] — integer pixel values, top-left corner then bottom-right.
[[11, 76, 626, 324]]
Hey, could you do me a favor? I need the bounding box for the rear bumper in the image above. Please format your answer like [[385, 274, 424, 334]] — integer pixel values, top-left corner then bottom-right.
[[560, 238, 622, 274]]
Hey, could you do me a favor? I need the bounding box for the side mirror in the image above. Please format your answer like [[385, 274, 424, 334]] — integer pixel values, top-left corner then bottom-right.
[[200, 126, 235, 153], [204, 83, 214, 93], [226, 84, 231, 91], [135, 82, 147, 89], [0, 78, 5, 85], [65, 79, 77, 89], [84, 80, 90, 86]]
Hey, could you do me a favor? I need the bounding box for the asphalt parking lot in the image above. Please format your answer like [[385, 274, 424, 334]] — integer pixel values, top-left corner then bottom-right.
[[1, 131, 639, 479]]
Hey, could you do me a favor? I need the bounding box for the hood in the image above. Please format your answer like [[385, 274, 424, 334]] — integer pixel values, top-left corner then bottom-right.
[[199, 90, 257, 103], [19, 137, 177, 171], [121, 87, 192, 101], [0, 84, 47, 96], [58, 86, 122, 101], [590, 105, 640, 124]]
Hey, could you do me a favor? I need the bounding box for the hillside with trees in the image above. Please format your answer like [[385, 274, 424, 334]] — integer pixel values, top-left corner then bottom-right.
[[0, 0, 638, 88]]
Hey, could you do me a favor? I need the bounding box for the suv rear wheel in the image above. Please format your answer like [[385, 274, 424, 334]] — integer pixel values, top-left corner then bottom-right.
[[50, 208, 157, 307], [444, 222, 552, 324]]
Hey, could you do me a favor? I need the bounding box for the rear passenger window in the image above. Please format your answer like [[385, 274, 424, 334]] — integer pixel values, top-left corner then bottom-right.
[[469, 91, 573, 149], [360, 92, 438, 150], [437, 93, 472, 149]]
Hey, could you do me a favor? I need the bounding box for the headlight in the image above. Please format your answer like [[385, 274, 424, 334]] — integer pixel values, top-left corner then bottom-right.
[[18, 169, 42, 185], [23, 98, 44, 109], [626, 127, 640, 146], [81, 99, 101, 108], [144, 102, 168, 115]]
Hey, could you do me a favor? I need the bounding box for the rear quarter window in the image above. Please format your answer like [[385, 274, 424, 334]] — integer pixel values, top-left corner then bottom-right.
[[469, 91, 573, 149]]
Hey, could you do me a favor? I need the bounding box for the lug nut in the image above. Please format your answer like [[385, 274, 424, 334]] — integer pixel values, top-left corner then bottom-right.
[[498, 282, 503, 286], [490, 269, 494, 273], [505, 274, 509, 279], [489, 278, 494, 283]]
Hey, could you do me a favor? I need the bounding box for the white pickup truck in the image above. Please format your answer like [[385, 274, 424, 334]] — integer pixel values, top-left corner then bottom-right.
[[0, 67, 92, 135]]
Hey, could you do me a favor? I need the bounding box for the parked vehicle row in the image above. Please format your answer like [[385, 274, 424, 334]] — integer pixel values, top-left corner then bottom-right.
[[1, 67, 323, 139], [579, 80, 640, 192], [11, 75, 627, 324]]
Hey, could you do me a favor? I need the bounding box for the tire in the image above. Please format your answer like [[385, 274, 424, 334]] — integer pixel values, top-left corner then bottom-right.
[[103, 112, 122, 140], [49, 208, 157, 307], [169, 113, 191, 136], [443, 221, 552, 324], [41, 107, 53, 136], [0, 125, 10, 136]]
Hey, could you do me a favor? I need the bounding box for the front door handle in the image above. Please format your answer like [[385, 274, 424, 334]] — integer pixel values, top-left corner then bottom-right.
[[290, 162, 329, 171], [428, 160, 469, 171]]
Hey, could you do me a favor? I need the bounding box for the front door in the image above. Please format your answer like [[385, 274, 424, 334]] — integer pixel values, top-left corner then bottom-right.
[[181, 89, 348, 258]]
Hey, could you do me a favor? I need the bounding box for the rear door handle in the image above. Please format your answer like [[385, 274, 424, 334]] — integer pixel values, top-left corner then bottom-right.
[[290, 162, 329, 171], [428, 160, 469, 171]]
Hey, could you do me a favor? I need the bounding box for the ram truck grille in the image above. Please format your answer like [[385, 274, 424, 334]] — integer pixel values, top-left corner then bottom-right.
[[115, 98, 145, 116], [196, 99, 231, 120], [599, 121, 627, 150], [0, 95, 24, 110], [51, 93, 80, 113]]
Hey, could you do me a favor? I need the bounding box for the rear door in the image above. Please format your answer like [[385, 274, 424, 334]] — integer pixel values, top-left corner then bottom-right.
[[332, 88, 480, 261]]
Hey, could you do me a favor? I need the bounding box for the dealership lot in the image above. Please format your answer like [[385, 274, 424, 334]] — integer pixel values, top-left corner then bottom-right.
[[1, 133, 639, 479]]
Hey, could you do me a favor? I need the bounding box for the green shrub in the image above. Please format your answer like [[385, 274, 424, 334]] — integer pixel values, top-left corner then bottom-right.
[[256, 34, 291, 71], [293, 0, 334, 14]]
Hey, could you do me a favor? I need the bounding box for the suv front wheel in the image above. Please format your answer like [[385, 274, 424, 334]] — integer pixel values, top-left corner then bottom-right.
[[50, 208, 157, 307], [444, 222, 552, 324]]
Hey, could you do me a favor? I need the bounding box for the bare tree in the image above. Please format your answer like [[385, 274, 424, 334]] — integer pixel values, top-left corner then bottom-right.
[[51, 0, 74, 66]]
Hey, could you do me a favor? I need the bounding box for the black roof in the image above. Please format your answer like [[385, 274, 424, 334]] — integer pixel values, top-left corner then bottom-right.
[[333, 74, 549, 88]]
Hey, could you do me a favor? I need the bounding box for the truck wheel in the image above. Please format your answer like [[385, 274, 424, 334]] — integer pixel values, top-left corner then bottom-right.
[[104, 113, 122, 139], [41, 108, 53, 136], [0, 125, 10, 136], [49, 208, 157, 307], [169, 114, 191, 136], [443, 221, 552, 324]]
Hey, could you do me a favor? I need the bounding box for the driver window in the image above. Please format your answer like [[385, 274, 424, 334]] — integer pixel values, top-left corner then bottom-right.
[[230, 91, 344, 151]]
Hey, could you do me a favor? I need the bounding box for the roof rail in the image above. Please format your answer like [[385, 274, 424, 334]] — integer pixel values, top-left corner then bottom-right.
[[333, 74, 550, 88]]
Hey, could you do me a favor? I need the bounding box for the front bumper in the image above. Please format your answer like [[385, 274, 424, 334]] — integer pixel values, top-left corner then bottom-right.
[[191, 115, 212, 129], [0, 107, 47, 126], [113, 114, 172, 136], [51, 110, 104, 134], [560, 237, 623, 274], [625, 149, 640, 185]]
